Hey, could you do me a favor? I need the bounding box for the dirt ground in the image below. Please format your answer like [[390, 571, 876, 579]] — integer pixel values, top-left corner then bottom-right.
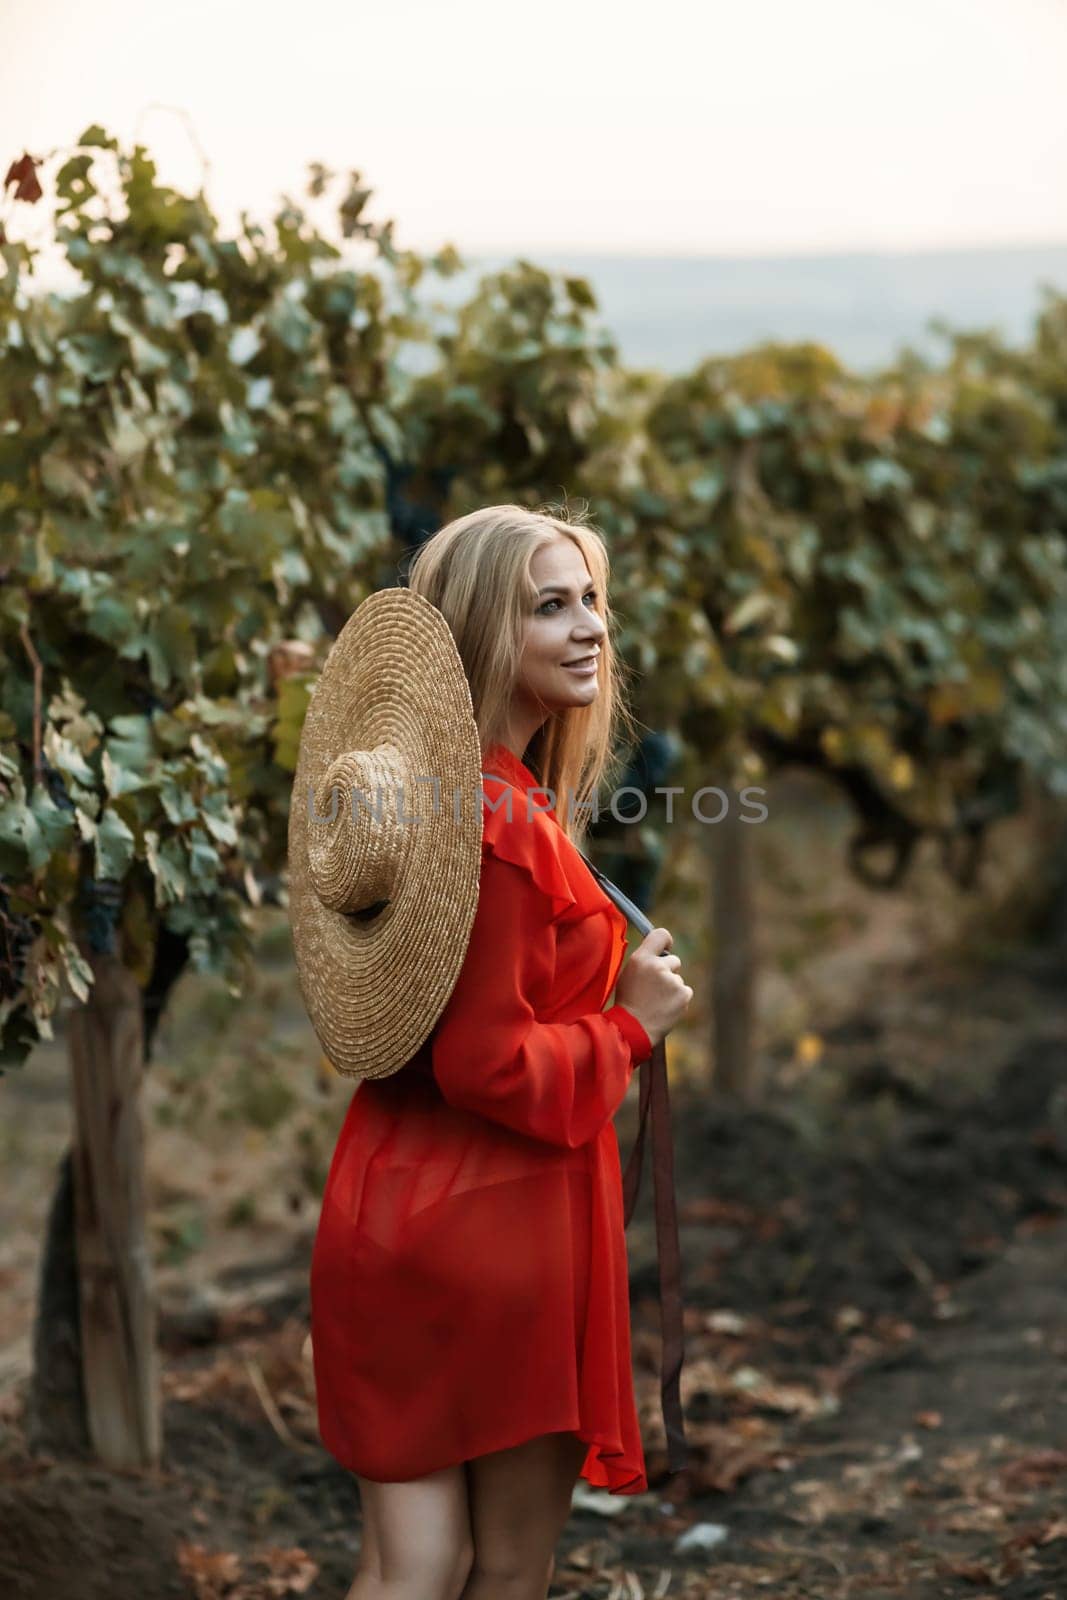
[[1, 778, 1065, 1599]]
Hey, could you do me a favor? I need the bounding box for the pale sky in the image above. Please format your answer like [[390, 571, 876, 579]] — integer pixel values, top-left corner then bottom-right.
[[2, 0, 1065, 261]]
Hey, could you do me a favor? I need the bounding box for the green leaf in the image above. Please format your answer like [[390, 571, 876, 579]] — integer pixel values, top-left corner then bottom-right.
[[27, 784, 78, 861], [93, 806, 136, 879], [106, 407, 151, 462], [104, 714, 155, 773], [689, 470, 724, 507], [144, 828, 187, 907], [199, 794, 238, 847], [78, 125, 119, 151], [564, 276, 596, 310], [101, 749, 151, 797], [128, 331, 170, 375], [723, 590, 778, 635], [62, 332, 125, 382], [187, 828, 220, 885], [58, 934, 94, 1003], [55, 154, 96, 207], [43, 732, 96, 787], [38, 450, 95, 506], [158, 777, 198, 826], [86, 592, 138, 648]]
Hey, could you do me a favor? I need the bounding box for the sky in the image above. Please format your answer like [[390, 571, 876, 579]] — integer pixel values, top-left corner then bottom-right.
[[1, 0, 1065, 263]]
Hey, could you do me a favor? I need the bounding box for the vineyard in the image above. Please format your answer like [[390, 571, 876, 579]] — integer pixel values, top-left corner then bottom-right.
[[2, 127, 1067, 1598]]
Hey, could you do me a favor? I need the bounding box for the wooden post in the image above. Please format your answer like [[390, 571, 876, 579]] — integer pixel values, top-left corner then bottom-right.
[[709, 782, 759, 1101], [66, 950, 161, 1468]]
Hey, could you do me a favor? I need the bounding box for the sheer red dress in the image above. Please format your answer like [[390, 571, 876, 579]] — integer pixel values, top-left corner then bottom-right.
[[308, 741, 654, 1493]]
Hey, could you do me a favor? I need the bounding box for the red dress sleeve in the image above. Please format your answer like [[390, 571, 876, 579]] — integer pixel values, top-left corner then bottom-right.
[[430, 812, 653, 1148]]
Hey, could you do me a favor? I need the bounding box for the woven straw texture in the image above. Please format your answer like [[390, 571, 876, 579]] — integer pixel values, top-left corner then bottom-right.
[[286, 588, 484, 1080]]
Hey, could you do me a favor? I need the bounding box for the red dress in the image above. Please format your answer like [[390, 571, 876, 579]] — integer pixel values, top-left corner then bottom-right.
[[308, 741, 654, 1493]]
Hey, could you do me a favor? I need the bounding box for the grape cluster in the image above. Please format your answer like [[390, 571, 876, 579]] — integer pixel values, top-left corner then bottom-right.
[[0, 881, 38, 1002], [123, 683, 165, 716], [79, 877, 124, 955], [40, 753, 76, 814]]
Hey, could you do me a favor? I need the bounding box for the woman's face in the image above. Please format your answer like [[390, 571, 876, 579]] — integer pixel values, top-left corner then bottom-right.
[[515, 536, 607, 717]]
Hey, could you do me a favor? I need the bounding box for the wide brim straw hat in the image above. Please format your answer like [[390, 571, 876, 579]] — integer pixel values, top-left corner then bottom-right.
[[286, 587, 484, 1080]]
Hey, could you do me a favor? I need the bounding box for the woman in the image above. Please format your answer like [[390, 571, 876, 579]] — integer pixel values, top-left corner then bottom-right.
[[309, 504, 692, 1600]]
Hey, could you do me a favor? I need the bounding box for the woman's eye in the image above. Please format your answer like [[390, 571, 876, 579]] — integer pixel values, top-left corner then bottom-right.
[[538, 592, 597, 614]]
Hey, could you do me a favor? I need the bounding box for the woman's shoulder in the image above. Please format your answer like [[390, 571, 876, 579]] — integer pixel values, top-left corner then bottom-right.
[[478, 774, 580, 924]]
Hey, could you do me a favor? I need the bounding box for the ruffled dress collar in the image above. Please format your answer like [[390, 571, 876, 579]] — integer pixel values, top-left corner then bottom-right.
[[478, 742, 629, 987], [481, 741, 544, 797]]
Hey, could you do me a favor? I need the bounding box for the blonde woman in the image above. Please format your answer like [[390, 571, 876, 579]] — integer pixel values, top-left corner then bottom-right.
[[310, 504, 692, 1600]]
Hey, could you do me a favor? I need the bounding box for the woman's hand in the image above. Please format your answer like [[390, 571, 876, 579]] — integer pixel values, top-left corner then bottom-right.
[[614, 927, 692, 1048]]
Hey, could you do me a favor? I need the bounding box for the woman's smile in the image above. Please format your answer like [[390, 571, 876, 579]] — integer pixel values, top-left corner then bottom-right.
[[562, 654, 599, 677]]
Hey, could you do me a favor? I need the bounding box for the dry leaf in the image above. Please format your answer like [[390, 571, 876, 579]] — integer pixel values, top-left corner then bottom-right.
[[176, 1542, 244, 1600], [3, 154, 42, 204], [1001, 1449, 1067, 1488]]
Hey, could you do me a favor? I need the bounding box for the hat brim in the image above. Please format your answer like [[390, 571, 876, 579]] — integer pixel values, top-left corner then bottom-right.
[[287, 588, 484, 1079]]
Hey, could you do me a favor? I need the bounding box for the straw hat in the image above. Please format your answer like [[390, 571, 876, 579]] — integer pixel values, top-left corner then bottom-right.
[[286, 587, 485, 1080]]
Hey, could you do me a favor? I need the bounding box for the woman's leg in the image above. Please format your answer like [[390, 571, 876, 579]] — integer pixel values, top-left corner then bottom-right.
[[460, 1431, 589, 1600], [347, 1464, 474, 1600]]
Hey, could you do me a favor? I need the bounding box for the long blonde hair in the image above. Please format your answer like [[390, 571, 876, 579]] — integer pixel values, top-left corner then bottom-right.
[[405, 502, 638, 844]]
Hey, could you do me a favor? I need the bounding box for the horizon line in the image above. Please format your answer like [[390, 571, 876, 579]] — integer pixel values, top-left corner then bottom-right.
[[410, 235, 1067, 265]]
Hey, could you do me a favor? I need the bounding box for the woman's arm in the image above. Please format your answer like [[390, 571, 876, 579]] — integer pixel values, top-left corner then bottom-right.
[[430, 852, 652, 1148]]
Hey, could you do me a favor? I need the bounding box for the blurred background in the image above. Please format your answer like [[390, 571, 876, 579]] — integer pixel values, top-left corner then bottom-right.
[[2, 2, 1067, 1597], [6, 0, 1067, 367]]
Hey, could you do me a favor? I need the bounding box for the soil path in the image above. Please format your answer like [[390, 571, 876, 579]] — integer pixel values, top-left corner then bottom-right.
[[1, 932, 1065, 1600], [584, 1216, 1067, 1599]]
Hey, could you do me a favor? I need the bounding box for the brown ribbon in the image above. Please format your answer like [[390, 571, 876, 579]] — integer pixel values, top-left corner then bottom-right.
[[572, 844, 689, 1478], [436, 793, 689, 1478], [619, 1037, 689, 1476]]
